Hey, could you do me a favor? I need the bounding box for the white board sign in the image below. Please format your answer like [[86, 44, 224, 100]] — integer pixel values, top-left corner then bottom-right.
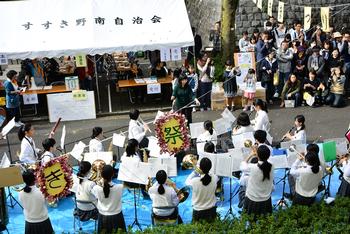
[[23, 94, 39, 105], [47, 91, 96, 122], [147, 83, 161, 94], [0, 54, 8, 65], [160, 48, 171, 62]]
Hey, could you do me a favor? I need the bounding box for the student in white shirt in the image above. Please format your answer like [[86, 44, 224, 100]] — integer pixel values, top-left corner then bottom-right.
[[287, 143, 326, 199], [232, 112, 254, 136], [89, 127, 104, 153], [290, 152, 323, 206], [120, 139, 150, 199], [120, 139, 142, 163], [282, 115, 306, 143], [18, 169, 54, 234], [337, 157, 350, 197], [240, 145, 274, 217], [252, 99, 270, 132], [185, 157, 218, 222], [197, 120, 218, 154], [18, 123, 41, 164], [91, 165, 126, 233], [74, 161, 98, 221], [128, 109, 149, 148], [40, 138, 56, 165], [149, 170, 183, 223]]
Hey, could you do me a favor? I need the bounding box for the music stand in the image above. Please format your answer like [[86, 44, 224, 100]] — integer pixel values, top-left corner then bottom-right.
[[274, 169, 289, 209], [130, 187, 142, 231], [224, 176, 239, 220], [0, 167, 24, 209]]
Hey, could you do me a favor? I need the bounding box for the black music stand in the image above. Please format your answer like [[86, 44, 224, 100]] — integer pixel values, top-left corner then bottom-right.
[[3, 128, 23, 210], [130, 187, 142, 231], [274, 168, 289, 209], [224, 176, 239, 220]]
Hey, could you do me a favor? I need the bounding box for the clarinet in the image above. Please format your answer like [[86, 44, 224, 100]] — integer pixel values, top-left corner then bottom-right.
[[280, 126, 296, 142]]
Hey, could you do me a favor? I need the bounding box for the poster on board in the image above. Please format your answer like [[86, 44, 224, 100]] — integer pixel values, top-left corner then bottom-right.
[[234, 52, 256, 85]]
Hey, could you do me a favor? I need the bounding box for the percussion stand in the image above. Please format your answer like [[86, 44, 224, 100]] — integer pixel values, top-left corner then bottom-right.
[[274, 168, 289, 210], [130, 188, 142, 231], [5, 135, 23, 209], [224, 177, 239, 220]]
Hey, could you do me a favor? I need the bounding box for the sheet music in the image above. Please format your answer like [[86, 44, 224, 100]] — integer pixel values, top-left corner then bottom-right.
[[153, 110, 165, 124], [0, 153, 10, 168], [287, 151, 298, 168], [215, 153, 232, 177], [60, 125, 66, 149], [83, 152, 113, 165], [70, 141, 86, 161], [232, 131, 254, 149], [134, 78, 145, 84], [1, 117, 15, 136], [280, 140, 303, 150], [336, 140, 348, 155], [148, 158, 168, 178], [118, 159, 150, 185], [198, 152, 217, 174], [269, 155, 289, 169], [213, 118, 232, 135], [44, 85, 53, 90], [112, 133, 126, 148], [221, 108, 236, 124], [189, 122, 204, 139], [161, 157, 177, 177], [229, 148, 245, 172]]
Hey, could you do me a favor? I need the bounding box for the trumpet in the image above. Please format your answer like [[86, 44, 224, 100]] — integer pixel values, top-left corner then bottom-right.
[[325, 154, 349, 174], [289, 144, 305, 160]]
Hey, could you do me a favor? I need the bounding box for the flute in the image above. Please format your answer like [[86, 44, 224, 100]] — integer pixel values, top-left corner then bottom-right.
[[140, 117, 152, 133]]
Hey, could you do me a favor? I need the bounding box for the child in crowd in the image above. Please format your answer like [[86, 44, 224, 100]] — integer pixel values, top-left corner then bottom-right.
[[243, 68, 257, 111], [223, 60, 241, 111]]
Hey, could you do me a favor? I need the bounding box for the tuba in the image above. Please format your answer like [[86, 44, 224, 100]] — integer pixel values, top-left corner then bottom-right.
[[89, 159, 106, 182], [181, 154, 203, 174]]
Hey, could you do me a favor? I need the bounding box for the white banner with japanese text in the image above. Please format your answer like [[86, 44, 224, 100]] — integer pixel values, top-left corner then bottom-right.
[[0, 0, 194, 59]]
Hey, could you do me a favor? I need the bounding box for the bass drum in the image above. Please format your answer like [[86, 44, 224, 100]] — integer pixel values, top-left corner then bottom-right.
[[0, 188, 8, 226]]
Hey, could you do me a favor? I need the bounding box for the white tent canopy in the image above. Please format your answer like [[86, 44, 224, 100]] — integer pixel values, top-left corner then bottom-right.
[[0, 0, 194, 59]]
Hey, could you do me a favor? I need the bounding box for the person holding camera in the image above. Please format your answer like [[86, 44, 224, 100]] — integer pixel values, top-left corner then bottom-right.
[[326, 66, 346, 107]]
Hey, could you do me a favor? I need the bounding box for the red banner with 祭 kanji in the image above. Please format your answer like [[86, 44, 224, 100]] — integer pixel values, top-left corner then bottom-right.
[[36, 155, 73, 202], [155, 112, 190, 155]]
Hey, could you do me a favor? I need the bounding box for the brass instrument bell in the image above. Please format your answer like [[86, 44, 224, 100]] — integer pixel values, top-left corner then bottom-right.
[[244, 139, 253, 148]]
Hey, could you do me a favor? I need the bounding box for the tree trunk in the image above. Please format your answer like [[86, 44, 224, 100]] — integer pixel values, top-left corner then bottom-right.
[[221, 0, 239, 62]]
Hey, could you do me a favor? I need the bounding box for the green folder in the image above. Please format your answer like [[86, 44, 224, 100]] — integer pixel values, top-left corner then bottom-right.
[[323, 141, 337, 162]]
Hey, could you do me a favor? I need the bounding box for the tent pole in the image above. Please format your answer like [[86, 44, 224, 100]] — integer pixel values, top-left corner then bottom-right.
[[93, 56, 102, 113], [107, 81, 112, 113]]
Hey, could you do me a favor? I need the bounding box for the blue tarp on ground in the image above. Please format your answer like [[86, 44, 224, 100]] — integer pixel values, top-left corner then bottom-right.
[[5, 161, 342, 233]]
